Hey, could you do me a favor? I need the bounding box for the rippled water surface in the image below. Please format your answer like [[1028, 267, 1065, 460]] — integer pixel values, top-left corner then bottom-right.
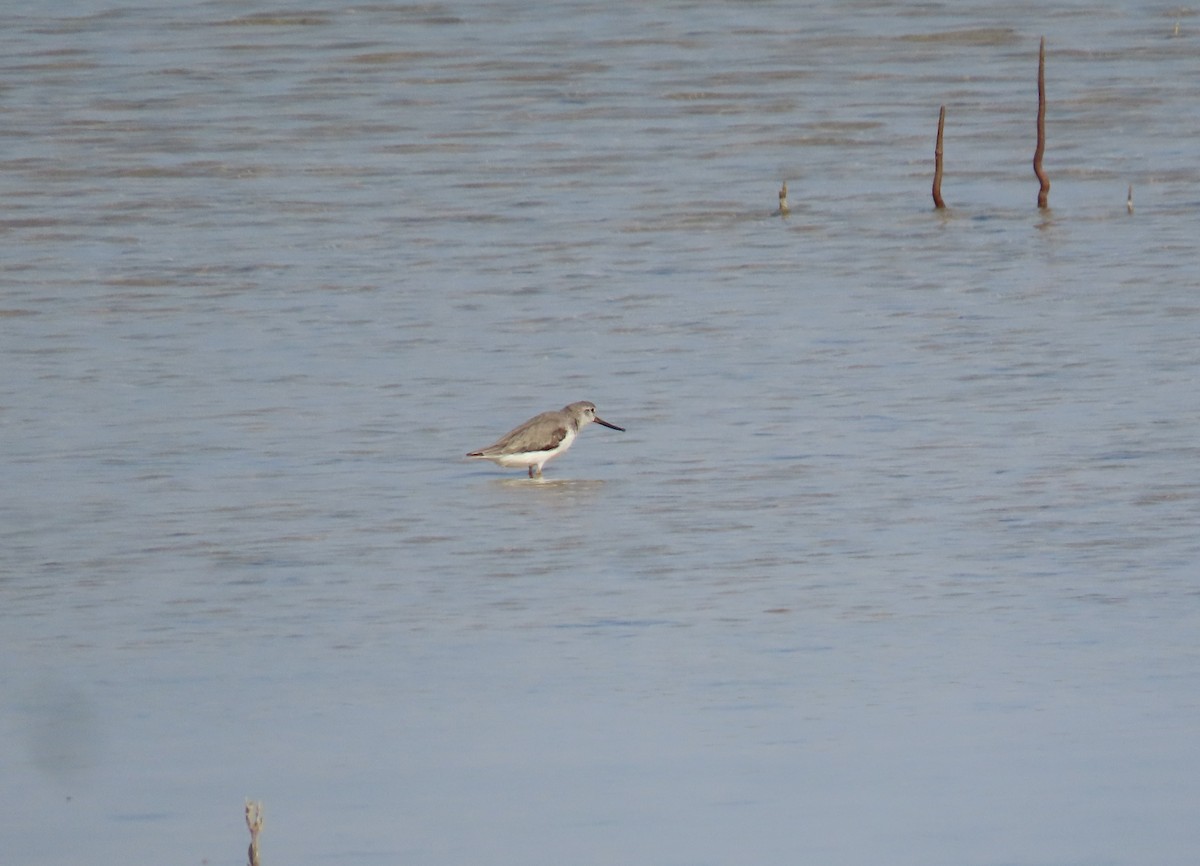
[[4, 3, 1200, 865]]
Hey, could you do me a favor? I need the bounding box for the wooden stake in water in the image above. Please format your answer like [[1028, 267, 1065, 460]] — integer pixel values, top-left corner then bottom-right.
[[245, 800, 264, 866], [1034, 37, 1050, 209], [932, 105, 946, 209]]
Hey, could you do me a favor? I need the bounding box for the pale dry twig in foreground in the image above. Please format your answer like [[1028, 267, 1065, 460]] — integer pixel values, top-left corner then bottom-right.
[[245, 800, 264, 866]]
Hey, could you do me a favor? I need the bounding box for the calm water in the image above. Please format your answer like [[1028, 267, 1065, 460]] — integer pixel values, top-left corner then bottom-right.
[[3, 2, 1200, 865]]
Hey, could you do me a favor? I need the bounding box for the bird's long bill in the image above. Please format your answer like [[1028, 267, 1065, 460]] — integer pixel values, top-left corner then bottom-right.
[[594, 416, 625, 432]]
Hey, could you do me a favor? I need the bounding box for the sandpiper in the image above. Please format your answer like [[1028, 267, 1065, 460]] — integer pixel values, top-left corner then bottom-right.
[[466, 401, 625, 478]]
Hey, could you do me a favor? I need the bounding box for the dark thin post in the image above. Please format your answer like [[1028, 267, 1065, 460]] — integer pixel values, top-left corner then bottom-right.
[[1034, 37, 1050, 208], [932, 105, 946, 209]]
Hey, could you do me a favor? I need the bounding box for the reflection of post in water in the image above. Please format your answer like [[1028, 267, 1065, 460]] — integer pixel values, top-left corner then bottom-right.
[[932, 104, 946, 209], [1034, 36, 1050, 209]]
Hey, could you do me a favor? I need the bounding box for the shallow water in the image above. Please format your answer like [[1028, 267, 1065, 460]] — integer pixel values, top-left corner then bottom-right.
[[3, 2, 1200, 865]]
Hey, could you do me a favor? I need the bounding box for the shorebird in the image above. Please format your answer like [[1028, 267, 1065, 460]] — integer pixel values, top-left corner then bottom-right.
[[466, 401, 625, 478]]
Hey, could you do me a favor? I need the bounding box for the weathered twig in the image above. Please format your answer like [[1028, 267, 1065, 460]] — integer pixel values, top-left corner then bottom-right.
[[245, 800, 264, 866], [1034, 37, 1050, 208], [932, 105, 946, 209]]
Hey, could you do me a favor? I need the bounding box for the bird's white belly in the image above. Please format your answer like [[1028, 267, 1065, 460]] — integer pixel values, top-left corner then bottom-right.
[[492, 430, 576, 466]]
